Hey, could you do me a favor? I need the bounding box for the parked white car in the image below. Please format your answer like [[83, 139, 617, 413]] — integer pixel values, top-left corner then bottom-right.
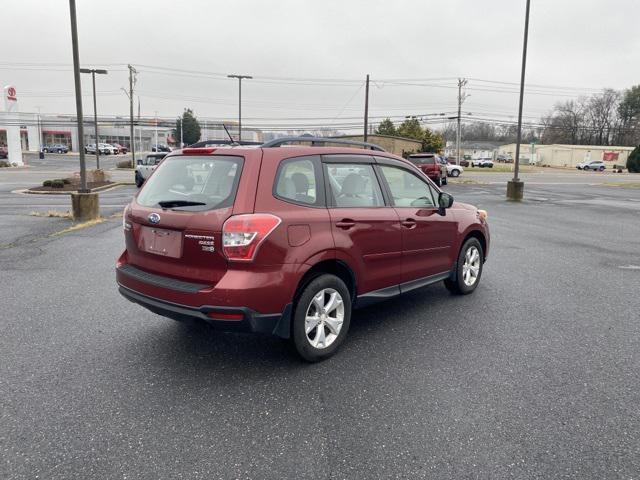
[[135, 153, 167, 187], [471, 158, 494, 168], [446, 163, 464, 177], [98, 143, 117, 155]]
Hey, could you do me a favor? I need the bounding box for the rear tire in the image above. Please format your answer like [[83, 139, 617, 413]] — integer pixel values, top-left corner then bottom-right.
[[292, 274, 351, 362], [444, 237, 484, 295], [451, 169, 460, 177], [135, 172, 144, 188]]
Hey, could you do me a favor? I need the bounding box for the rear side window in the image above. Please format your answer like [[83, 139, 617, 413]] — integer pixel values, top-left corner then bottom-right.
[[409, 156, 435, 165], [137, 155, 243, 211], [325, 163, 384, 208], [274, 156, 319, 206]]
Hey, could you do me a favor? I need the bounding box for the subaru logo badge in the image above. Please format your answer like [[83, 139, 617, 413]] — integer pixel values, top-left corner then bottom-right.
[[148, 213, 161, 224]]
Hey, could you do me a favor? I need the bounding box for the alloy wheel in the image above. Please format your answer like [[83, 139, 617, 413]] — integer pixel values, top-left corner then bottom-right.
[[304, 288, 344, 349], [462, 246, 481, 286]]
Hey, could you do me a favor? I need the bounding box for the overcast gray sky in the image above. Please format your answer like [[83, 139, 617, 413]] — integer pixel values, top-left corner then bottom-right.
[[2, 0, 638, 131]]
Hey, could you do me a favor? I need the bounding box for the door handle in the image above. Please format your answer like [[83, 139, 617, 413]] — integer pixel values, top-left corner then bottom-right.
[[336, 219, 356, 229], [401, 219, 417, 229]]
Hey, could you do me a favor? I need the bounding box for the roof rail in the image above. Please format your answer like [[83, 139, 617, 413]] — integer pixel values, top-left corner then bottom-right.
[[261, 136, 385, 152], [188, 139, 262, 147]]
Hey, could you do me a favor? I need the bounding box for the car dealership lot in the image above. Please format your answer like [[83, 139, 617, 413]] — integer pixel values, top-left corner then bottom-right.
[[1, 170, 639, 478]]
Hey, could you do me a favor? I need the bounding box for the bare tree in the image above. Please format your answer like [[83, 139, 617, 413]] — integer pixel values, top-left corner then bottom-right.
[[584, 89, 620, 145]]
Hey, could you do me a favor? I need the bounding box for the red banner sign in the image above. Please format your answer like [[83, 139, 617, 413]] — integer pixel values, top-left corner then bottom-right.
[[603, 152, 619, 162]]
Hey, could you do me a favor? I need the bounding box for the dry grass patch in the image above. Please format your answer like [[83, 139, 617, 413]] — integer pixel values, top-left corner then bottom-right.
[[30, 210, 72, 218], [449, 178, 486, 185], [51, 217, 105, 236], [601, 182, 640, 189]]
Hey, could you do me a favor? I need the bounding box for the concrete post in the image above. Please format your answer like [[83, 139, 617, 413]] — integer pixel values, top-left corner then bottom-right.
[[71, 192, 100, 221]]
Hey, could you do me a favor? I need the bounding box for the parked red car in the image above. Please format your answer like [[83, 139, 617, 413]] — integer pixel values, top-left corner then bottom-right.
[[116, 137, 490, 361], [407, 153, 448, 187]]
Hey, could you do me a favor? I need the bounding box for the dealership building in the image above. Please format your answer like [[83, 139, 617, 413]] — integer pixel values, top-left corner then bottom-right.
[[0, 113, 264, 153]]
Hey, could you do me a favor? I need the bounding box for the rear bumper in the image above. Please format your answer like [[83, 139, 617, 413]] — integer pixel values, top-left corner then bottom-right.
[[118, 283, 292, 338]]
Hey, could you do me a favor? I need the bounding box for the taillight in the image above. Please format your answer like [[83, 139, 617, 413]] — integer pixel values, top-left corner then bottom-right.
[[123, 205, 132, 231], [222, 214, 281, 262]]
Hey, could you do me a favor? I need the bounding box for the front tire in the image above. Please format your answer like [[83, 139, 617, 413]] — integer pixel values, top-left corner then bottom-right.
[[444, 238, 484, 295], [435, 176, 442, 187], [292, 274, 351, 362], [442, 175, 448, 185]]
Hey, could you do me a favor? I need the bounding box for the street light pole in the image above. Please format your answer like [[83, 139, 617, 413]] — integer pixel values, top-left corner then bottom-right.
[[227, 74, 252, 142], [68, 0, 87, 192], [80, 68, 107, 170], [507, 0, 531, 201]]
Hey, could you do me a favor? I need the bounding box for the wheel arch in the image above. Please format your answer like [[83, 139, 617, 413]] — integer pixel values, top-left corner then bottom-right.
[[462, 229, 487, 261], [293, 259, 357, 308]]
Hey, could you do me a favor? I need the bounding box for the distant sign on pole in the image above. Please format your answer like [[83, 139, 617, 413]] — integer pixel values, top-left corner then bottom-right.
[[4, 85, 18, 112], [2, 85, 24, 165]]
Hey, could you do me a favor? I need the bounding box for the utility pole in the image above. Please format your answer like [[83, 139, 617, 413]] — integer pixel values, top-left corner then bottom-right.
[[68, 0, 87, 192], [456, 78, 468, 166], [80, 68, 108, 170], [507, 0, 531, 201], [227, 74, 252, 142], [127, 64, 137, 165], [154, 110, 158, 150], [364, 74, 370, 142]]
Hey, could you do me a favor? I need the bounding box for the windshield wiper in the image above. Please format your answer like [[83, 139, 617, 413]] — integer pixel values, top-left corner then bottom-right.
[[158, 200, 207, 208]]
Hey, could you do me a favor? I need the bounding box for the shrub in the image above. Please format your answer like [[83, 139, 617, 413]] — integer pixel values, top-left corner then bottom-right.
[[62, 178, 71, 185], [0, 160, 10, 168], [87, 169, 111, 183], [116, 159, 133, 169], [42, 180, 53, 187], [628, 146, 640, 173], [51, 180, 65, 188]]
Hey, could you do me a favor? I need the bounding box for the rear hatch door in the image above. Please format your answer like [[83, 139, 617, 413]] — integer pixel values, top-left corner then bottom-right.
[[124, 151, 259, 285]]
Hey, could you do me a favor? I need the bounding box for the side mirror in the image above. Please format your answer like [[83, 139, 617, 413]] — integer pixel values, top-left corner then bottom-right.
[[438, 192, 454, 215]]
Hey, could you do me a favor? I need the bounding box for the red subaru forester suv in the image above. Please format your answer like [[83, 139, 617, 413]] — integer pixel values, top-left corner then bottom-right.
[[116, 137, 489, 361]]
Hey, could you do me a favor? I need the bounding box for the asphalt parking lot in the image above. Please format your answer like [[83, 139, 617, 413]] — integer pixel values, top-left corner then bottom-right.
[[1, 163, 639, 479]]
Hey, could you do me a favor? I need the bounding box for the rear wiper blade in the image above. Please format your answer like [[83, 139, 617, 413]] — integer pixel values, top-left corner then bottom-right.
[[158, 200, 207, 208]]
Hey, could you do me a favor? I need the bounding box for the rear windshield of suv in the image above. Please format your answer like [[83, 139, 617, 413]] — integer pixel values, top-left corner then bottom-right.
[[136, 155, 243, 211], [409, 156, 435, 165]]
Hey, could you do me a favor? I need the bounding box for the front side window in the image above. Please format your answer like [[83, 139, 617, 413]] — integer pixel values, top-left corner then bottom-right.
[[325, 163, 384, 208], [137, 155, 243, 211], [274, 156, 318, 206], [379, 165, 437, 208]]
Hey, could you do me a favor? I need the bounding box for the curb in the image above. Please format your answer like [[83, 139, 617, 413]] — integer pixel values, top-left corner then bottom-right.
[[18, 182, 135, 196]]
